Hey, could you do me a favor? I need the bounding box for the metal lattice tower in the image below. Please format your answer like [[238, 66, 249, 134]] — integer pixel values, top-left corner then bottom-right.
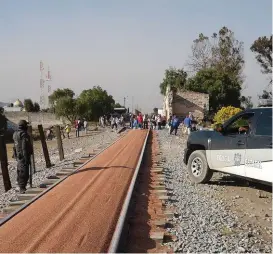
[[40, 61, 52, 109]]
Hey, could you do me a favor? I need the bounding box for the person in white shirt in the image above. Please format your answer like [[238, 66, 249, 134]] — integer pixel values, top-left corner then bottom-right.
[[111, 116, 118, 130], [83, 119, 88, 134], [157, 114, 162, 130]]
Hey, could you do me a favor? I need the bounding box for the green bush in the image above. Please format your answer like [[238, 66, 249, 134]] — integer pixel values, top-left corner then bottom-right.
[[213, 106, 242, 126]]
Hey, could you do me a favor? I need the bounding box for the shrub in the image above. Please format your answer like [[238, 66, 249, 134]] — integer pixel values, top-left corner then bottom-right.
[[213, 106, 242, 126]]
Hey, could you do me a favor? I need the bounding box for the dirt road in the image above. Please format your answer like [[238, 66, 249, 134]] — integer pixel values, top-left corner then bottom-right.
[[0, 130, 147, 253]]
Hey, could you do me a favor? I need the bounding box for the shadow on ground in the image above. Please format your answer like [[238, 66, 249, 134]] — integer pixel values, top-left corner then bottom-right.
[[209, 174, 272, 193]]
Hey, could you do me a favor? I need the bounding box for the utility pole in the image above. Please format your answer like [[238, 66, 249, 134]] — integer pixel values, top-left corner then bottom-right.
[[40, 61, 52, 110], [123, 97, 126, 108]]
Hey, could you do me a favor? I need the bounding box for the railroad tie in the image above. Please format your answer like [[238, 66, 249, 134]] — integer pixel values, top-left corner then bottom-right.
[[153, 190, 168, 196], [9, 200, 29, 206], [56, 171, 70, 177], [158, 195, 168, 201], [151, 168, 163, 173], [164, 211, 174, 219], [25, 188, 45, 194], [17, 193, 37, 201], [149, 232, 165, 244], [154, 219, 166, 227], [73, 158, 89, 167], [42, 178, 60, 186], [3, 206, 21, 213], [151, 185, 165, 190]]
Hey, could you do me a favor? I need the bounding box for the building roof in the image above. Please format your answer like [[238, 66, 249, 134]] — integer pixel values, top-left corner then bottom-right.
[[14, 99, 23, 107]]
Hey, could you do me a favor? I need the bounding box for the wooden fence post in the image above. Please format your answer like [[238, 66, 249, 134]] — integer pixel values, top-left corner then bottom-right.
[[0, 135, 11, 191], [38, 125, 51, 168], [54, 125, 64, 161]]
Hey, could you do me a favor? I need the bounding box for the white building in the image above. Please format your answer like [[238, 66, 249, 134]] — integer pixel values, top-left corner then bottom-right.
[[4, 99, 24, 112]]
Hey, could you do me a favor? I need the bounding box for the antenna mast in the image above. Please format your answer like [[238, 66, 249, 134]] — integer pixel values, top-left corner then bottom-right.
[[39, 61, 52, 109]]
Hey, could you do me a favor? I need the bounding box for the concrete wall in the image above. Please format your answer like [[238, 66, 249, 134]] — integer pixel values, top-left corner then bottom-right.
[[163, 85, 209, 120], [173, 90, 209, 120], [4, 112, 63, 128]]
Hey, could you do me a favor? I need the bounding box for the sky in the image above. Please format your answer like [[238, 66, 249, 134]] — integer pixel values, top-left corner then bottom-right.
[[0, 0, 272, 112]]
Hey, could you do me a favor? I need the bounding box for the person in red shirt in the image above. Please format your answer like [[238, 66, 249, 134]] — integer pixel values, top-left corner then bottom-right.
[[137, 113, 143, 129], [75, 119, 80, 137]]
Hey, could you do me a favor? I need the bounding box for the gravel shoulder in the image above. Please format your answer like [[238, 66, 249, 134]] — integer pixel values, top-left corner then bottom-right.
[[0, 128, 120, 212], [157, 129, 272, 253]]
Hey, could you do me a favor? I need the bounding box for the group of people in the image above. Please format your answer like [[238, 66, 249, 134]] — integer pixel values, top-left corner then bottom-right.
[[167, 112, 197, 136], [129, 113, 165, 130], [74, 119, 88, 137], [98, 115, 125, 130]]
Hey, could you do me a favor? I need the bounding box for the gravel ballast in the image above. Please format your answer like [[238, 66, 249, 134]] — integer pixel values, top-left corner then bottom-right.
[[157, 129, 272, 253], [0, 128, 120, 212]]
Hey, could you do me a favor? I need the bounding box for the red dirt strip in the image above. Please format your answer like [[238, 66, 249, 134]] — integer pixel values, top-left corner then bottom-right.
[[0, 130, 147, 253]]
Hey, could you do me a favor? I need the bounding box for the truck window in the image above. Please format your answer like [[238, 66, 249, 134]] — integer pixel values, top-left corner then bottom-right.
[[225, 113, 254, 135], [255, 112, 272, 136]]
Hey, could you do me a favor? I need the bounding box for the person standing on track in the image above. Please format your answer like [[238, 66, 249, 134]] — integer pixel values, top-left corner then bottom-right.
[[170, 115, 180, 135], [157, 114, 162, 130], [75, 119, 80, 137], [133, 116, 138, 129], [12, 120, 33, 193], [129, 114, 134, 128], [111, 116, 118, 130], [137, 113, 143, 129], [143, 114, 148, 129], [183, 114, 192, 135]]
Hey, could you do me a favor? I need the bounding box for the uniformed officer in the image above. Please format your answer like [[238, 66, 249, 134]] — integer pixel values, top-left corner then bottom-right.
[[13, 120, 33, 193]]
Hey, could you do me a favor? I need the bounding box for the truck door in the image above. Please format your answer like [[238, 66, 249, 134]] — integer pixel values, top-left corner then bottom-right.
[[245, 110, 273, 183], [210, 112, 254, 178]]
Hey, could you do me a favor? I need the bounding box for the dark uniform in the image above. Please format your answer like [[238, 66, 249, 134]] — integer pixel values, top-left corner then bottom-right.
[[13, 120, 33, 193], [0, 112, 7, 136]]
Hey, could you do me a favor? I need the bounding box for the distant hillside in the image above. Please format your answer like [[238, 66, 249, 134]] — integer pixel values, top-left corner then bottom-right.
[[0, 102, 9, 107]]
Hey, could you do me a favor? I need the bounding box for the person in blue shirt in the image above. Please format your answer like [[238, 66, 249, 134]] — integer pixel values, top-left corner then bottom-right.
[[183, 115, 192, 135], [133, 116, 138, 129], [170, 115, 180, 135]]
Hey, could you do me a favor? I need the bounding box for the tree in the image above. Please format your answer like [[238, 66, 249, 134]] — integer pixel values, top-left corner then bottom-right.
[[49, 88, 75, 106], [24, 99, 34, 112], [33, 102, 40, 112], [114, 103, 123, 108], [153, 108, 158, 114], [213, 106, 242, 125], [250, 35, 272, 83], [186, 68, 241, 113], [77, 86, 115, 121], [258, 90, 272, 99], [159, 67, 187, 95], [54, 97, 84, 123], [186, 33, 215, 73], [240, 96, 253, 109], [187, 26, 244, 82]]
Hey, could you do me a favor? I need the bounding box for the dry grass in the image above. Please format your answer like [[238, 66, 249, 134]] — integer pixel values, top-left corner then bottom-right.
[[6, 139, 56, 161]]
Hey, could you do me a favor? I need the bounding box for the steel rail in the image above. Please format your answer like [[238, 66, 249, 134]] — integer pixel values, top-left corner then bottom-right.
[[0, 129, 128, 227], [108, 128, 150, 253]]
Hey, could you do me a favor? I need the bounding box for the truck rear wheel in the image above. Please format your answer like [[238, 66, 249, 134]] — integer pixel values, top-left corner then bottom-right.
[[187, 150, 213, 184]]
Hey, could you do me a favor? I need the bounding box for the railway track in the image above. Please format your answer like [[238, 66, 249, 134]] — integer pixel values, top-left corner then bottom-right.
[[0, 129, 150, 253]]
